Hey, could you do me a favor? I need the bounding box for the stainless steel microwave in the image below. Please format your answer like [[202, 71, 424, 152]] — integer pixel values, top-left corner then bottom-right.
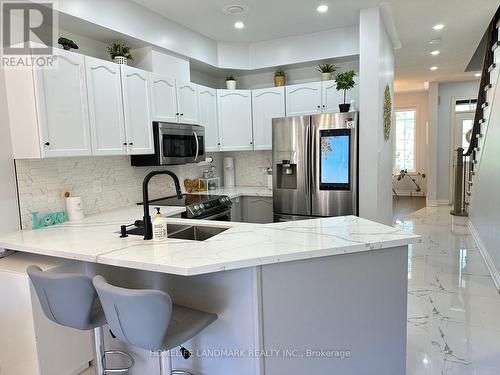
[[131, 122, 206, 166]]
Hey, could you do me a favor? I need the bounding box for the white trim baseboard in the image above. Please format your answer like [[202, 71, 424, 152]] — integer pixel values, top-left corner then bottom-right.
[[426, 199, 450, 207], [393, 191, 426, 197], [467, 219, 500, 292]]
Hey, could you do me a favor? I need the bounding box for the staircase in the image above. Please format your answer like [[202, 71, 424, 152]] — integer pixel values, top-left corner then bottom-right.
[[453, 7, 500, 215]]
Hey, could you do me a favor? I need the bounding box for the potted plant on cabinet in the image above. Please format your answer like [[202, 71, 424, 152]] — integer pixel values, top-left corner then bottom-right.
[[107, 42, 133, 65], [226, 74, 237, 90], [58, 37, 79, 51], [318, 63, 336, 81], [274, 69, 286, 87], [335, 70, 356, 112]]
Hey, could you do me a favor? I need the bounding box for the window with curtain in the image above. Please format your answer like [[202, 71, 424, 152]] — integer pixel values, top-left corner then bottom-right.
[[394, 109, 417, 173]]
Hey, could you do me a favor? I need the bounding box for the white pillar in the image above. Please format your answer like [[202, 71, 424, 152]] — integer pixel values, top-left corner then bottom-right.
[[359, 7, 395, 225], [426, 81, 439, 206]]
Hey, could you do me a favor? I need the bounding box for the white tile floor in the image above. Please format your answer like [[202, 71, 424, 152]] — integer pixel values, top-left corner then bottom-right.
[[400, 206, 500, 375], [80, 206, 500, 375]]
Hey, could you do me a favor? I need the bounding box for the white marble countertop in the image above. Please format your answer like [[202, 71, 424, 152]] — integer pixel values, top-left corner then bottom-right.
[[0, 188, 419, 276]]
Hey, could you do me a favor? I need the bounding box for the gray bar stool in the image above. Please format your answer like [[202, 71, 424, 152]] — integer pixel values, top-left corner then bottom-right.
[[92, 275, 218, 375], [26, 265, 134, 374]]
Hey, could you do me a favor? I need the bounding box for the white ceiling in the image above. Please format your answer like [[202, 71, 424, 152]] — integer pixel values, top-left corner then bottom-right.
[[131, 0, 498, 91]]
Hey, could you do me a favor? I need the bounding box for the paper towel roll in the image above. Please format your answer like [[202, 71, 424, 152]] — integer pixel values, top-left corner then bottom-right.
[[66, 197, 84, 221]]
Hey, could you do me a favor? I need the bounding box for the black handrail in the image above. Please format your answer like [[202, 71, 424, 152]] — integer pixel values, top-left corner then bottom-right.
[[465, 6, 500, 157]]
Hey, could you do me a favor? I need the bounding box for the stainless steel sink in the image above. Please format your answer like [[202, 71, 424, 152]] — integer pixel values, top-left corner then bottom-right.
[[123, 223, 229, 241], [168, 225, 229, 241]]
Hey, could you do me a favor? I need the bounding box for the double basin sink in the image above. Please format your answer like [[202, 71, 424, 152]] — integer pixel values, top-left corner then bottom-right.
[[125, 223, 229, 241]]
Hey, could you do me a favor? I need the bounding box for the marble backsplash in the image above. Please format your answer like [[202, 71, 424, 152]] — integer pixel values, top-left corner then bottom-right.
[[15, 151, 272, 229]]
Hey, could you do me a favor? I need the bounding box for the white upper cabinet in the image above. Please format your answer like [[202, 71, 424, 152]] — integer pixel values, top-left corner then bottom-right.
[[85, 56, 126, 156], [198, 86, 219, 152], [285, 82, 322, 116], [120, 65, 154, 155], [150, 74, 178, 123], [217, 90, 253, 151], [34, 50, 91, 157], [252, 87, 285, 150], [321, 80, 343, 113], [177, 81, 199, 124]]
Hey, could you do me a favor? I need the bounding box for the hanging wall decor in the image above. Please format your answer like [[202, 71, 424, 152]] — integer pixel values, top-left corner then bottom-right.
[[383, 83, 392, 141]]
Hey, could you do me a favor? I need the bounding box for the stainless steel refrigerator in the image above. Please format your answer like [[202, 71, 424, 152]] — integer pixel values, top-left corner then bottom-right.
[[272, 112, 358, 222]]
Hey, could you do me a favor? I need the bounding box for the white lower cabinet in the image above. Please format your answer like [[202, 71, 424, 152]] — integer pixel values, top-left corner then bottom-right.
[[217, 89, 253, 151], [121, 65, 154, 155], [241, 196, 273, 224], [198, 86, 219, 151], [34, 50, 92, 157], [85, 56, 127, 155], [252, 87, 285, 150], [285, 82, 322, 116]]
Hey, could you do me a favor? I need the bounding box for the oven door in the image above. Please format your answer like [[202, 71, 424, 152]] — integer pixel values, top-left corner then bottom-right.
[[198, 208, 231, 221], [158, 123, 205, 165]]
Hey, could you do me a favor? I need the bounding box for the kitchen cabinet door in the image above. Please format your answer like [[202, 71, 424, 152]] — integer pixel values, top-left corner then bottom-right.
[[150, 74, 178, 123], [198, 86, 219, 151], [177, 81, 199, 124], [34, 50, 91, 157], [321, 80, 343, 114], [217, 89, 253, 151], [121, 66, 154, 155], [285, 82, 322, 116], [85, 56, 126, 156], [242, 197, 273, 224], [252, 87, 285, 150]]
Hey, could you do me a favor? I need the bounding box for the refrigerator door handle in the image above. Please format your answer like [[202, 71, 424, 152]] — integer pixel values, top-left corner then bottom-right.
[[305, 124, 311, 196], [311, 126, 317, 193]]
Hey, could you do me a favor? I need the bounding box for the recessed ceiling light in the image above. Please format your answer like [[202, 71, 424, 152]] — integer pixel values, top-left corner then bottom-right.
[[234, 21, 245, 29], [475, 73, 481, 77], [430, 50, 440, 56], [223, 4, 249, 15], [428, 38, 442, 45], [317, 5, 329, 13], [433, 24, 444, 31], [430, 66, 438, 71]]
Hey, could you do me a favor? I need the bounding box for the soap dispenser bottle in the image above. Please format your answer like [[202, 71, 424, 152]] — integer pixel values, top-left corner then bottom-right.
[[152, 207, 168, 241]]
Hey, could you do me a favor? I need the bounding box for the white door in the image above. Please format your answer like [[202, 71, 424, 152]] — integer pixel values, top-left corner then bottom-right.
[[177, 81, 199, 124], [252, 87, 285, 150], [217, 90, 253, 151], [198, 86, 219, 152], [285, 82, 322, 116], [85, 56, 126, 156], [121, 66, 154, 155], [34, 50, 91, 157], [150, 74, 178, 123], [321, 80, 343, 114]]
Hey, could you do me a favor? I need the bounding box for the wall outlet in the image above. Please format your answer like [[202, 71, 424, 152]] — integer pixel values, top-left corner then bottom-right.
[[92, 180, 102, 194]]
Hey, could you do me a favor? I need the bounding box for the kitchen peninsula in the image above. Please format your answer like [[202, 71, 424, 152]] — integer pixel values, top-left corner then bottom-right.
[[0, 203, 418, 375]]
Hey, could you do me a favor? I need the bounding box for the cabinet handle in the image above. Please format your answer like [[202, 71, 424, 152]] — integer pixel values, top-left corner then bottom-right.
[[129, 142, 133, 146], [180, 113, 184, 116], [176, 112, 179, 116], [322, 105, 326, 108], [123, 142, 127, 146], [44, 142, 50, 146], [317, 105, 321, 109]]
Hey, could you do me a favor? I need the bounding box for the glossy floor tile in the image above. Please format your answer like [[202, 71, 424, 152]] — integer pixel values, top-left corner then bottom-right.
[[399, 207, 500, 375]]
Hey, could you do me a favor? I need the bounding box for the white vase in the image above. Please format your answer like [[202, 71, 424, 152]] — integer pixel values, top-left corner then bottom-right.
[[321, 72, 332, 81], [114, 56, 128, 65], [226, 80, 236, 90]]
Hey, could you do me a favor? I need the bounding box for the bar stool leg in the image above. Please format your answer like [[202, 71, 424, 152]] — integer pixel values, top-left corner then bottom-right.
[[93, 327, 106, 375], [159, 350, 172, 375]]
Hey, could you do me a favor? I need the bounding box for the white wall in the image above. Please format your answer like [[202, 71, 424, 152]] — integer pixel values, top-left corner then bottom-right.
[[359, 7, 395, 225], [0, 70, 20, 234], [436, 80, 479, 203], [394, 91, 429, 195]]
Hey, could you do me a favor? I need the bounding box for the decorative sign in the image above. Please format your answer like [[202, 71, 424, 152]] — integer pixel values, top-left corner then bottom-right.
[[384, 83, 392, 141], [32, 211, 67, 230]]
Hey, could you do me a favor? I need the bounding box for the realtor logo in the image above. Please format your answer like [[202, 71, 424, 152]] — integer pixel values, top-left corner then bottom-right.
[[1, 1, 57, 68]]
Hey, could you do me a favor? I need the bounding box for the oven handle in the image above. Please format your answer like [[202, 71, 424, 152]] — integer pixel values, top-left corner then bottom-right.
[[199, 208, 231, 220], [193, 131, 199, 162]]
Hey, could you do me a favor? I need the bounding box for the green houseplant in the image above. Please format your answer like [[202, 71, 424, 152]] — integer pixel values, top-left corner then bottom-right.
[[58, 37, 78, 51], [335, 70, 356, 112], [318, 63, 336, 81], [226, 74, 236, 90], [107, 42, 133, 65], [274, 69, 286, 87]]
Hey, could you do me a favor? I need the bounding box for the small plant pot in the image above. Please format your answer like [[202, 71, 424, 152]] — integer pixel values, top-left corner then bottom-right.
[[339, 103, 351, 113], [274, 76, 286, 87], [226, 80, 237, 90], [114, 56, 128, 65], [321, 72, 332, 81], [62, 45, 71, 51]]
